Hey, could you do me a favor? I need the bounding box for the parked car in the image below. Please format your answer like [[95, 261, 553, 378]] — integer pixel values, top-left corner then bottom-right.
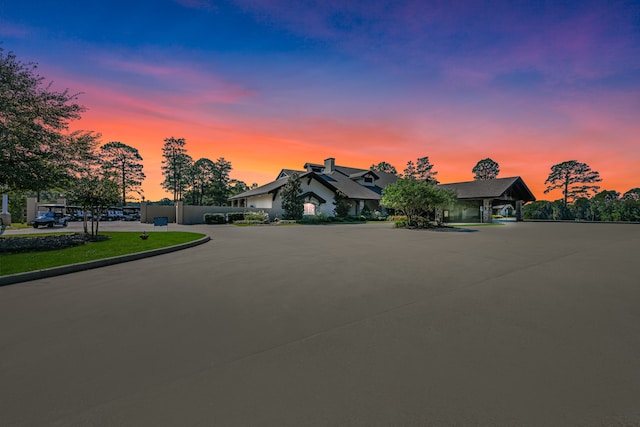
[[122, 213, 140, 221], [100, 211, 125, 221], [31, 211, 70, 228]]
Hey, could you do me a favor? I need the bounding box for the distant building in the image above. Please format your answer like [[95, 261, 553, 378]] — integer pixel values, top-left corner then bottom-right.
[[439, 177, 536, 222]]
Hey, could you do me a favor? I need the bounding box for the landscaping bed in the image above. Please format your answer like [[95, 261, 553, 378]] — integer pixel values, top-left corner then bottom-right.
[[0, 233, 109, 254]]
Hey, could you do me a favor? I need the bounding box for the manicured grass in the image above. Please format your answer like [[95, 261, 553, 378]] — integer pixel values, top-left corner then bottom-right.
[[0, 231, 205, 276]]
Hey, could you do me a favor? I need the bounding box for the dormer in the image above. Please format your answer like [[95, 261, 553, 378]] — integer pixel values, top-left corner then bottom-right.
[[303, 162, 324, 173], [276, 169, 304, 179], [349, 170, 379, 186]]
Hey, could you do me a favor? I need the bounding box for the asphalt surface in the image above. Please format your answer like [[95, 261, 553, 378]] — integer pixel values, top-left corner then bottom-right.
[[1, 221, 639, 426]]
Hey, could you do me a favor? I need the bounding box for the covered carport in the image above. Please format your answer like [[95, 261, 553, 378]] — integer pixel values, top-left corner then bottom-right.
[[439, 176, 536, 223]]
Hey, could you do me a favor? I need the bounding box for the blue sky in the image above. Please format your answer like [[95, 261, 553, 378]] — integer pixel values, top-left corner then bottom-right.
[[2, 0, 639, 200]]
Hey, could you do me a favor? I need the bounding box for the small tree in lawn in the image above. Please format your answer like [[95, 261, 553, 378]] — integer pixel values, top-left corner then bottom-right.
[[544, 160, 602, 207], [381, 178, 456, 228], [68, 174, 120, 237], [472, 158, 499, 180], [280, 173, 304, 220]]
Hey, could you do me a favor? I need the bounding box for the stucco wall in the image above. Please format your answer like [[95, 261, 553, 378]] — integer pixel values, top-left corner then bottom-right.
[[141, 205, 176, 223], [299, 179, 337, 216], [141, 202, 276, 224], [247, 194, 273, 209]]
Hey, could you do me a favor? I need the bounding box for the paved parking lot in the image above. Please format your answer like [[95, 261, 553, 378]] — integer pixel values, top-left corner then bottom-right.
[[1, 221, 639, 426]]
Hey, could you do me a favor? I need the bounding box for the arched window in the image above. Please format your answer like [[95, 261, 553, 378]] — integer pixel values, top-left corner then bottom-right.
[[303, 203, 316, 215]]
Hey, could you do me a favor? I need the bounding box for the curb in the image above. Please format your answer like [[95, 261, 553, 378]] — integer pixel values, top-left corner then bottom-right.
[[0, 235, 211, 287]]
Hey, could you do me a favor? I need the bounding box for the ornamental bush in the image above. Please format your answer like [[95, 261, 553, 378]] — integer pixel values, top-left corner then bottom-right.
[[203, 213, 226, 224], [226, 212, 246, 223], [244, 212, 269, 223]]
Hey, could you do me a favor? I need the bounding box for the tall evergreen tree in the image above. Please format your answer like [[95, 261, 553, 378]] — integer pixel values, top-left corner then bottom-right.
[[280, 173, 304, 220], [415, 156, 438, 183], [370, 161, 398, 176], [544, 160, 602, 207], [161, 137, 191, 202], [403, 161, 417, 179], [404, 157, 438, 182], [210, 157, 232, 205], [472, 158, 500, 180], [100, 141, 145, 206], [188, 158, 216, 205]]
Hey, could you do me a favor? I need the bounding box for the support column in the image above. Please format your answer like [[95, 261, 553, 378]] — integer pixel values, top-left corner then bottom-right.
[[175, 201, 184, 224], [26, 197, 38, 224], [482, 199, 492, 223], [515, 200, 523, 221], [434, 207, 443, 225], [0, 193, 10, 226], [140, 201, 148, 223]]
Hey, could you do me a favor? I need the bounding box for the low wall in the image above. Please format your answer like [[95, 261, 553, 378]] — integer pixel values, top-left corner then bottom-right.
[[140, 202, 278, 224], [141, 205, 176, 224], [179, 206, 277, 225]]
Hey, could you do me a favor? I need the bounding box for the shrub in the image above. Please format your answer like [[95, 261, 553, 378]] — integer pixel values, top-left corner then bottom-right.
[[226, 212, 246, 223], [299, 212, 330, 224], [366, 210, 387, 221], [394, 218, 408, 228], [244, 212, 269, 223], [388, 215, 408, 228], [203, 213, 226, 224]]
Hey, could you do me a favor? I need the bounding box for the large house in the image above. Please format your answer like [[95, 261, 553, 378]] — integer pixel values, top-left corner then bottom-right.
[[229, 158, 398, 217], [229, 158, 536, 222]]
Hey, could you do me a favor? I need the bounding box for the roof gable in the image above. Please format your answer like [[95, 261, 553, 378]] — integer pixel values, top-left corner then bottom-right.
[[439, 177, 536, 202]]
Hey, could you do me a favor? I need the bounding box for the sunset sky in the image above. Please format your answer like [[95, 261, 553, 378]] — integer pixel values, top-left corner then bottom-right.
[[2, 0, 639, 201]]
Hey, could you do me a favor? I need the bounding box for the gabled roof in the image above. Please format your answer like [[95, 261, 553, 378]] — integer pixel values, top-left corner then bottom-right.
[[438, 177, 536, 202], [230, 161, 400, 201], [348, 170, 379, 179], [276, 169, 304, 179], [231, 176, 291, 199]]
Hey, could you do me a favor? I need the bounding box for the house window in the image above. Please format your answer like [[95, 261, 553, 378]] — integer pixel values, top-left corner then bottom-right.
[[303, 203, 316, 215], [364, 176, 374, 183]]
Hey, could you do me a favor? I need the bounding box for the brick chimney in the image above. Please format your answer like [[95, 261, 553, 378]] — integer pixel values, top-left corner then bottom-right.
[[324, 157, 335, 173]]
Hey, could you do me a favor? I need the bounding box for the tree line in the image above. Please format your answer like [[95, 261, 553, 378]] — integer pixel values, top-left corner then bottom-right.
[[1, 47, 252, 228], [2, 47, 637, 225], [159, 136, 255, 206], [372, 157, 639, 224]]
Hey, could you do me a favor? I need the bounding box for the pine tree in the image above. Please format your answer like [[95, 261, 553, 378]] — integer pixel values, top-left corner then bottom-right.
[[544, 160, 602, 207], [161, 137, 191, 202], [280, 173, 304, 220], [472, 158, 500, 180], [100, 141, 145, 206]]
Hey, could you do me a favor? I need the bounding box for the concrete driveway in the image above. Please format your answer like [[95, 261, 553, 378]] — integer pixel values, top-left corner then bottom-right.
[[1, 222, 639, 426]]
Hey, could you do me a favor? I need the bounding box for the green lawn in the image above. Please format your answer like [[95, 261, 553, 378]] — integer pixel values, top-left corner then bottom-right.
[[0, 231, 205, 276]]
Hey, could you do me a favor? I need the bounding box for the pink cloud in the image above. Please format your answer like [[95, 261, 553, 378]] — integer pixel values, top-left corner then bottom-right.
[[93, 56, 255, 103]]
